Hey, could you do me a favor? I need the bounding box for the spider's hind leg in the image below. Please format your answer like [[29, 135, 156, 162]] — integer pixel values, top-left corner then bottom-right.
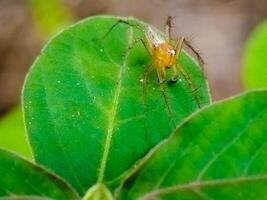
[[172, 37, 202, 108], [176, 63, 201, 108], [183, 38, 205, 67], [170, 37, 185, 82]]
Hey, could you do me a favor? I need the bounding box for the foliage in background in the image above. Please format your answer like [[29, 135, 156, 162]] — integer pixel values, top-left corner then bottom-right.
[[0, 0, 75, 159], [28, 0, 74, 39], [242, 20, 267, 89], [0, 107, 31, 158]]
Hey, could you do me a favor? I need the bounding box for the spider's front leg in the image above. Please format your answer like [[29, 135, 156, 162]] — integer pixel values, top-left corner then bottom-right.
[[170, 37, 185, 82], [102, 18, 132, 39], [156, 64, 166, 83], [156, 66, 167, 91], [165, 16, 175, 43]]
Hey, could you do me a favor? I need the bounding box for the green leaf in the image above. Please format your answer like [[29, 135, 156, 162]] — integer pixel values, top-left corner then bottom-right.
[[119, 90, 267, 200], [22, 15, 210, 195], [0, 196, 51, 200], [0, 148, 79, 200], [242, 21, 267, 89], [0, 107, 32, 158]]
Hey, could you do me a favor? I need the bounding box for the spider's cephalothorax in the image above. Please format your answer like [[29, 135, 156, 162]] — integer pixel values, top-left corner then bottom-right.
[[146, 27, 177, 66], [145, 27, 176, 65], [142, 25, 183, 83], [154, 42, 176, 68]]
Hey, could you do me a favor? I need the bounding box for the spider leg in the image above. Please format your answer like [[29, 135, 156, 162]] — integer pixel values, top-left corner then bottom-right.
[[102, 18, 143, 39], [123, 37, 142, 56], [126, 37, 153, 58], [102, 19, 131, 39], [156, 67, 167, 92], [174, 37, 185, 56], [176, 63, 201, 108], [142, 64, 154, 96], [170, 65, 178, 83], [170, 37, 185, 82], [165, 16, 175, 43], [141, 38, 152, 57], [183, 39, 205, 66], [171, 37, 201, 108], [102, 18, 153, 60]]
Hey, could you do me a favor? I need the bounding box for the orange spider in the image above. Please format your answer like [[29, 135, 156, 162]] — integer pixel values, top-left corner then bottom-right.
[[104, 16, 203, 108]]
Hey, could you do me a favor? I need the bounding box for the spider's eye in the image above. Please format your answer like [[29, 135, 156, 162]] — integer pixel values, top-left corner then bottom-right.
[[168, 49, 176, 56]]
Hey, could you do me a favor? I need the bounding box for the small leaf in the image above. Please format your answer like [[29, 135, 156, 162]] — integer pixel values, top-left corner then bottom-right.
[[82, 184, 113, 200], [0, 107, 32, 158], [242, 21, 267, 89], [120, 90, 267, 200], [0, 148, 79, 200], [22, 15, 210, 195]]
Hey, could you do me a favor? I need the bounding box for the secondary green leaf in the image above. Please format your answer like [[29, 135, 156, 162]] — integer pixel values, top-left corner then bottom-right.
[[22, 15, 210, 195], [0, 107, 32, 158], [119, 90, 267, 200], [242, 21, 267, 89], [0, 148, 79, 200], [0, 197, 51, 200]]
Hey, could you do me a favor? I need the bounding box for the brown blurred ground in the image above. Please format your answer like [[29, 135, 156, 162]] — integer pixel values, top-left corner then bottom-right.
[[0, 0, 266, 115], [0, 0, 41, 114]]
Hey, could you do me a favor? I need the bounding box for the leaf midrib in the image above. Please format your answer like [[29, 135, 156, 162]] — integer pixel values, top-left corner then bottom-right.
[[97, 26, 133, 183]]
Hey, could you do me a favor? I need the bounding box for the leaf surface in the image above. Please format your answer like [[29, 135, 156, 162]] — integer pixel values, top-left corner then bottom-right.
[[0, 196, 51, 200], [119, 90, 267, 200], [22, 15, 210, 195], [0, 148, 79, 200]]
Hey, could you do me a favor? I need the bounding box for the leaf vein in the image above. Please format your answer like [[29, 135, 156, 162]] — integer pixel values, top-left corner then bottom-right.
[[243, 139, 267, 175], [97, 26, 133, 182], [196, 109, 267, 181], [138, 174, 267, 200]]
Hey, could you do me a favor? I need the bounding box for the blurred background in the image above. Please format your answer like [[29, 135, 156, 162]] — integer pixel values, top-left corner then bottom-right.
[[0, 0, 267, 157]]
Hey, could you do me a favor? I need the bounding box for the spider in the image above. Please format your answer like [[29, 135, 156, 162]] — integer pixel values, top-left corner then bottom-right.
[[103, 16, 204, 108]]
